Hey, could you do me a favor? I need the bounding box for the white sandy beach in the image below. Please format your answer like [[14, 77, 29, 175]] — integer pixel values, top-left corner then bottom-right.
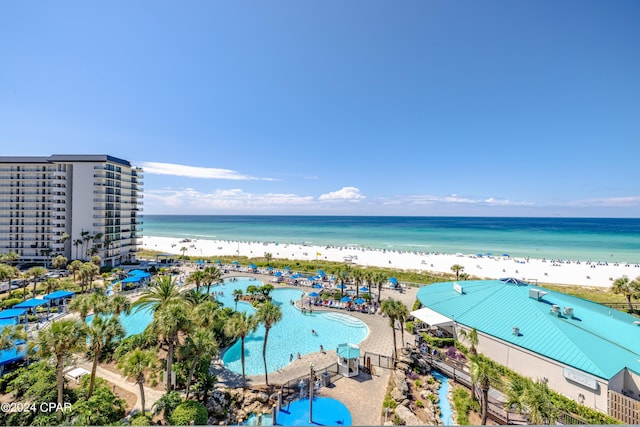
[[141, 236, 640, 288]]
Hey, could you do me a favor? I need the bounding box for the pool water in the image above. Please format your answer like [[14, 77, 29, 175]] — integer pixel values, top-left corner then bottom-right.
[[219, 278, 369, 376], [432, 370, 454, 425], [86, 308, 152, 337], [244, 413, 273, 426], [277, 397, 352, 426]]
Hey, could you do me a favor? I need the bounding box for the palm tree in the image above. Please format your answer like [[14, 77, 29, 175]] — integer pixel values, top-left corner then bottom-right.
[[232, 289, 244, 311], [118, 348, 158, 416], [133, 275, 181, 313], [180, 328, 218, 398], [37, 319, 87, 419], [73, 239, 83, 260], [352, 268, 364, 299], [183, 289, 211, 307], [381, 298, 400, 359], [51, 255, 68, 270], [44, 277, 59, 295], [27, 266, 47, 299], [0, 324, 26, 351], [395, 300, 409, 349], [87, 315, 125, 397], [459, 327, 479, 356], [611, 276, 640, 312], [471, 356, 501, 425], [255, 301, 282, 386], [264, 252, 273, 266], [451, 264, 465, 281], [203, 265, 222, 294], [110, 294, 132, 317], [224, 311, 258, 387], [180, 246, 188, 262], [504, 377, 556, 424], [370, 271, 387, 304], [68, 259, 83, 282], [0, 251, 20, 265], [151, 302, 193, 391], [79, 262, 99, 292], [186, 270, 206, 292]]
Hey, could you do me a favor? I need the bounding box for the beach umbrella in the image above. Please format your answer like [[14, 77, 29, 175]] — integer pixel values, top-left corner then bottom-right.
[[340, 296, 352, 303], [249, 263, 257, 269], [309, 292, 320, 297], [232, 261, 240, 265], [337, 284, 347, 290], [266, 266, 273, 271], [502, 254, 510, 257], [317, 269, 326, 277], [389, 277, 398, 285], [354, 298, 366, 304], [284, 266, 291, 271], [359, 286, 370, 292], [215, 259, 222, 264], [290, 273, 301, 279], [274, 272, 282, 277], [312, 284, 322, 289], [476, 253, 483, 257]]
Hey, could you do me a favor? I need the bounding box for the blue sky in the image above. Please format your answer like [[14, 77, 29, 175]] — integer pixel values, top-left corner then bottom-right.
[[1, 1, 639, 217]]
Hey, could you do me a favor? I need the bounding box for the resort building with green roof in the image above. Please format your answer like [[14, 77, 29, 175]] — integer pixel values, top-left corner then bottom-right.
[[414, 279, 640, 424]]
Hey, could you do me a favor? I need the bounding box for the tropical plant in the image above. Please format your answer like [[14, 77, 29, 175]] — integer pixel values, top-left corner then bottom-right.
[[459, 327, 479, 356], [79, 261, 99, 292], [169, 400, 208, 426], [27, 266, 47, 299], [133, 275, 181, 313], [224, 311, 258, 387], [67, 259, 83, 282], [256, 300, 282, 386], [151, 302, 193, 391], [471, 356, 501, 425], [232, 289, 244, 310], [152, 391, 183, 423], [71, 376, 126, 425], [203, 265, 222, 294], [381, 298, 400, 359], [118, 348, 158, 416], [451, 264, 465, 281], [611, 276, 640, 312], [180, 328, 218, 398], [51, 255, 68, 270], [186, 270, 206, 292], [36, 319, 87, 419], [504, 377, 557, 424], [264, 252, 273, 266], [86, 315, 125, 397]]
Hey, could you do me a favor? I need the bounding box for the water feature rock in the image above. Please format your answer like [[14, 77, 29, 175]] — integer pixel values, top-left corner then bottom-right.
[[256, 391, 270, 403], [395, 404, 422, 426]]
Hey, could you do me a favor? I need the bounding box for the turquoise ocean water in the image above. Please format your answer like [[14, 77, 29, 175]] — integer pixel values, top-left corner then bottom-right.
[[143, 216, 640, 264]]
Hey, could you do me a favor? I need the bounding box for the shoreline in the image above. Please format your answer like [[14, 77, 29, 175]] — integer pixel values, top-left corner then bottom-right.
[[141, 236, 640, 288]]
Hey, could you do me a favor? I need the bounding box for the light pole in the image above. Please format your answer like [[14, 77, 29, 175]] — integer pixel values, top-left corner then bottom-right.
[[309, 363, 315, 423]]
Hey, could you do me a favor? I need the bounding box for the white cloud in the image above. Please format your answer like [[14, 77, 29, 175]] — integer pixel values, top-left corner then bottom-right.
[[564, 196, 640, 207], [139, 161, 274, 181], [319, 187, 365, 202]]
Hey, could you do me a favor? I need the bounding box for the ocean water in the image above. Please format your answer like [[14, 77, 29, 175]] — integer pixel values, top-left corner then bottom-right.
[[143, 216, 640, 263]]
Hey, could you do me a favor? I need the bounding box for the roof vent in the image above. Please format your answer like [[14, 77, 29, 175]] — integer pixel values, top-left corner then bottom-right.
[[529, 288, 549, 301], [512, 326, 520, 336], [563, 306, 574, 318], [551, 305, 561, 315]]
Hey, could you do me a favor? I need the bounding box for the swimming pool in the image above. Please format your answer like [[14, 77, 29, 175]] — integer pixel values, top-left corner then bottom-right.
[[86, 308, 153, 337], [218, 278, 369, 376], [276, 397, 352, 426]]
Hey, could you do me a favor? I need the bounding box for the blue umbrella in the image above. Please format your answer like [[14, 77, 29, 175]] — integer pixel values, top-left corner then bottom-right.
[[340, 296, 352, 303], [476, 253, 483, 257], [284, 266, 291, 271], [274, 272, 282, 277], [266, 266, 273, 270], [502, 253, 510, 257], [317, 269, 326, 277], [389, 277, 398, 284], [290, 273, 301, 279], [354, 298, 366, 304], [249, 263, 257, 269], [215, 259, 222, 264], [337, 284, 347, 289], [312, 284, 322, 288], [359, 286, 370, 292], [309, 292, 320, 297], [233, 261, 240, 265]]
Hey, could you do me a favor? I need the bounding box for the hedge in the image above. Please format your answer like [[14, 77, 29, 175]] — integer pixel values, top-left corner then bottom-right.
[[169, 400, 208, 426]]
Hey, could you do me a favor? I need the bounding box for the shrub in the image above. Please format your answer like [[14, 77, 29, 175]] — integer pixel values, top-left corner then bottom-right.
[[2, 298, 21, 309], [130, 414, 152, 426], [452, 387, 473, 425], [416, 399, 424, 408], [414, 379, 421, 388], [169, 400, 208, 426]]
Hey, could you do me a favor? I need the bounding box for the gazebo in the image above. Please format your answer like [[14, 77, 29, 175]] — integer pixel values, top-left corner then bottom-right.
[[43, 290, 75, 311], [336, 343, 360, 378], [13, 298, 50, 324], [0, 340, 27, 376], [0, 308, 28, 326]]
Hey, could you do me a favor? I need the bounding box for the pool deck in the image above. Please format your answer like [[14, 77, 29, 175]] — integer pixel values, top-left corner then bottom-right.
[[213, 271, 420, 425]]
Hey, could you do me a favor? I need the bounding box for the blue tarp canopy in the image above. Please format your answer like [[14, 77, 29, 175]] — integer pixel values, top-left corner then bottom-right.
[[0, 308, 28, 319], [13, 299, 48, 309], [0, 340, 26, 366], [43, 290, 75, 300], [122, 276, 142, 283]]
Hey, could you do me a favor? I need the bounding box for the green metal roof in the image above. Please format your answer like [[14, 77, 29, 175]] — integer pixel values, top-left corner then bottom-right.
[[337, 343, 360, 359], [416, 279, 640, 380]]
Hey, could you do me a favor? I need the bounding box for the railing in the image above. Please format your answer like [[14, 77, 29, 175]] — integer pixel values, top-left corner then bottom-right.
[[276, 363, 340, 406]]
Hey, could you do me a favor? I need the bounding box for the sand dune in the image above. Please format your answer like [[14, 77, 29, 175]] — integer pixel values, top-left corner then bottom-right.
[[141, 236, 640, 288]]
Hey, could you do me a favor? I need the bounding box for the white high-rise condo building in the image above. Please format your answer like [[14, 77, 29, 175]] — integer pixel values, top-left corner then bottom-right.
[[0, 154, 143, 267]]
